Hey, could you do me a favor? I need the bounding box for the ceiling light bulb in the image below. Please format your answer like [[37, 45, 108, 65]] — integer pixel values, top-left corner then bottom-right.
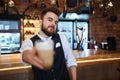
[[51, 0, 56, 4], [99, 3, 103, 8], [108, 2, 113, 7], [8, 0, 14, 7]]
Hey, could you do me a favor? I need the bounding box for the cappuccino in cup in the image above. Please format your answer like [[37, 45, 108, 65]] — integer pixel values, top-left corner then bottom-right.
[[35, 40, 54, 70]]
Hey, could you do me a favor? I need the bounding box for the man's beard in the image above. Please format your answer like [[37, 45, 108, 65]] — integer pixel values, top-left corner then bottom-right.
[[41, 24, 56, 36]]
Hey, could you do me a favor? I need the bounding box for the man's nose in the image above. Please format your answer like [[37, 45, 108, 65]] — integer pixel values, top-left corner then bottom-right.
[[52, 21, 56, 26]]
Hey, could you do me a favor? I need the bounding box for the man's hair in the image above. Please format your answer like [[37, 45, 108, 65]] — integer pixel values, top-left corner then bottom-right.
[[41, 7, 61, 20]]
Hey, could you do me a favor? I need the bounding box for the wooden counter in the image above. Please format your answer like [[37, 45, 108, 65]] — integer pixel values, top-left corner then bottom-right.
[[0, 49, 120, 80], [73, 49, 120, 66], [73, 49, 120, 80], [0, 54, 33, 80], [0, 49, 120, 68]]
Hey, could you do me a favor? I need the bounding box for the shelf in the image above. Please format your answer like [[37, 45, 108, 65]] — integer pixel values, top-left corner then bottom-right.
[[22, 19, 40, 40]]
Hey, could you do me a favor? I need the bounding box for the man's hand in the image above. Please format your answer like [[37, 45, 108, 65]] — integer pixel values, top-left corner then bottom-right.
[[22, 47, 44, 69]]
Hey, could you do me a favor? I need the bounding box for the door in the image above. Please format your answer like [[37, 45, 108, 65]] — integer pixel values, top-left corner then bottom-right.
[[73, 21, 88, 50]]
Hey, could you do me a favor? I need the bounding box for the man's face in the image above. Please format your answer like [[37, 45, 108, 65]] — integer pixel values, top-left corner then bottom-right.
[[41, 12, 59, 36]]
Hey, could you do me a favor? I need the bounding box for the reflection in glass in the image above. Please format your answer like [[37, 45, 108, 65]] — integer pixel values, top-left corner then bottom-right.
[[0, 33, 20, 53]]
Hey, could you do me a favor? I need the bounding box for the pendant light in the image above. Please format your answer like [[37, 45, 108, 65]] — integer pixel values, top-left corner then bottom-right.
[[8, 0, 14, 7]]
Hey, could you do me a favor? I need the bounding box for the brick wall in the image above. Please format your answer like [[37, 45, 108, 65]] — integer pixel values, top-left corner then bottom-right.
[[89, 0, 120, 49]]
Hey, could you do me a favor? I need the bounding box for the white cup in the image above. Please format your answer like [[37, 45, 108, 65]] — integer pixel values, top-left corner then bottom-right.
[[35, 40, 54, 70]]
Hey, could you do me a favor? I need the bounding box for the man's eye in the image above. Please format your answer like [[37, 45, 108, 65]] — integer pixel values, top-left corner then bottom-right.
[[48, 19, 52, 21], [47, 17, 53, 22], [55, 22, 58, 25]]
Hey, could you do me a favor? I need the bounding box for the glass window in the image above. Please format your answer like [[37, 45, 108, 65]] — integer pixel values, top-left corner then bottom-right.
[[0, 20, 20, 54]]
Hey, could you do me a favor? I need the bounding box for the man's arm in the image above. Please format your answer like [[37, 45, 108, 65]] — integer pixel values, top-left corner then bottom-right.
[[69, 66, 77, 80], [22, 49, 44, 69], [20, 39, 44, 69], [59, 34, 77, 80]]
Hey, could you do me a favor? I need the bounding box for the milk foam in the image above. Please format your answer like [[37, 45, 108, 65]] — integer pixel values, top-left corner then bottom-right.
[[35, 40, 54, 50]]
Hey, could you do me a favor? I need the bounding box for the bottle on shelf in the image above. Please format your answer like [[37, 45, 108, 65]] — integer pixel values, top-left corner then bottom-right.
[[31, 23, 35, 27]]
